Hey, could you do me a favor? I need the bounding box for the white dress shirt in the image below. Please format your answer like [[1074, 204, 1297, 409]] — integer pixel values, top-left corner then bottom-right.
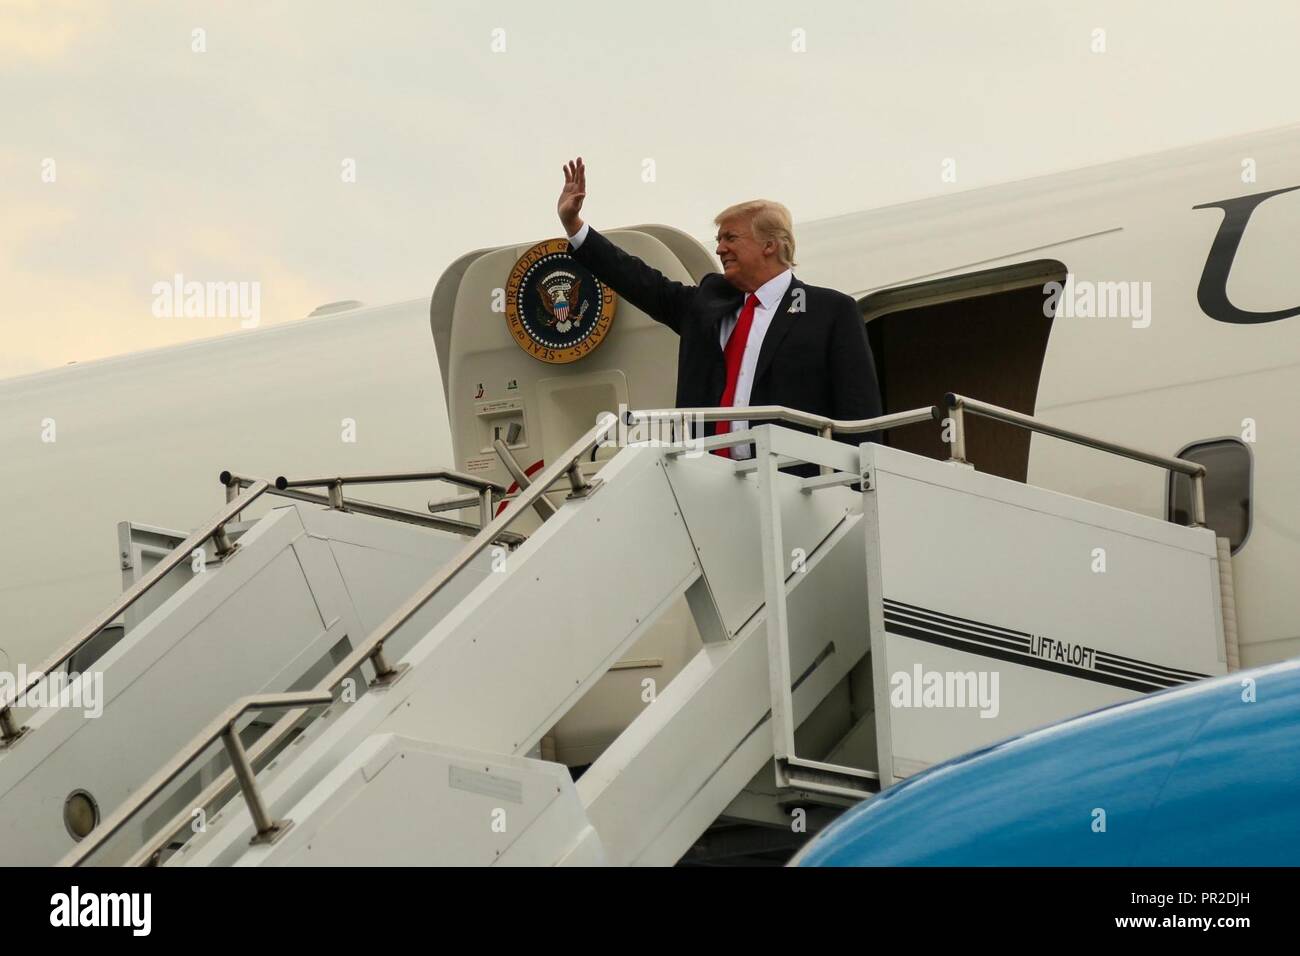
[[716, 269, 793, 458], [568, 223, 792, 459], [568, 222, 591, 248]]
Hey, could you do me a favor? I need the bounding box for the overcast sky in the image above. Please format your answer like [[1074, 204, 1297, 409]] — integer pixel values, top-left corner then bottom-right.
[[3, 0, 1298, 379]]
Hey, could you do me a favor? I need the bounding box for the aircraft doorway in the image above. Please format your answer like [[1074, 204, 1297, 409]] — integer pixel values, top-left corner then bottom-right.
[[863, 259, 1065, 482]]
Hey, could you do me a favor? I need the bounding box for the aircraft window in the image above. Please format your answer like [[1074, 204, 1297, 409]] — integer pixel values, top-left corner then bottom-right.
[[1167, 438, 1251, 554]]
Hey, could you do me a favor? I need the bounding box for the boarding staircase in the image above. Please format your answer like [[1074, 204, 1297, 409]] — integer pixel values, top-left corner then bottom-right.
[[0, 397, 1233, 866]]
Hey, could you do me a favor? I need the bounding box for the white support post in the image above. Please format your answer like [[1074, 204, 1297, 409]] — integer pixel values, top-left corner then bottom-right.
[[752, 429, 798, 781]]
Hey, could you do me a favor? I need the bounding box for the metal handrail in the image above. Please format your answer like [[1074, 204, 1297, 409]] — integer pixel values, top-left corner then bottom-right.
[[942, 393, 1209, 526], [79, 413, 623, 866], [68, 397, 1211, 862], [426, 489, 536, 514], [275, 469, 508, 531], [221, 472, 526, 547], [3, 461, 523, 753], [629, 404, 924, 440], [0, 479, 273, 750], [59, 691, 333, 866], [426, 493, 484, 513], [34, 392, 1207, 854], [630, 405, 935, 478], [492, 437, 558, 521], [276, 468, 506, 497], [105, 404, 913, 866], [275, 468, 506, 493]]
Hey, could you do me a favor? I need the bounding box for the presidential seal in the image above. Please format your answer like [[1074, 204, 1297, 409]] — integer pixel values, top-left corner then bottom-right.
[[505, 238, 617, 364]]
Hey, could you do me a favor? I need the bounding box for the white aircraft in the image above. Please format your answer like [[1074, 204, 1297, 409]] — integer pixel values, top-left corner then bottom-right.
[[0, 124, 1295, 865]]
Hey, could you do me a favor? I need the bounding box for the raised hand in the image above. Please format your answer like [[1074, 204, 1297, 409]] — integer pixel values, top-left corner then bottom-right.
[[558, 157, 586, 236]]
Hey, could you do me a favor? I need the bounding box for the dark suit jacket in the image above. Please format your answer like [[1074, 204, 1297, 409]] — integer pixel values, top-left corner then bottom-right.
[[569, 226, 883, 471]]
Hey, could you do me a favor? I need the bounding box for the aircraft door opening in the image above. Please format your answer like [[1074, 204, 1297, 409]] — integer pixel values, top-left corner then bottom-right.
[[863, 259, 1065, 482]]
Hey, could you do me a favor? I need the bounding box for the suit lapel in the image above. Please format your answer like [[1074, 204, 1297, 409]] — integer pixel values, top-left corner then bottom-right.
[[696, 281, 741, 405], [751, 276, 802, 390], [706, 282, 744, 345]]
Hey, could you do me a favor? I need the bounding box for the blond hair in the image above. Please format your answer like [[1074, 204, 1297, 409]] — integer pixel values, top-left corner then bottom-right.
[[714, 199, 796, 268]]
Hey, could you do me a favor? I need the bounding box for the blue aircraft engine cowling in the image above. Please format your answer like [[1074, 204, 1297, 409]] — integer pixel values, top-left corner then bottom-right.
[[793, 660, 1300, 866]]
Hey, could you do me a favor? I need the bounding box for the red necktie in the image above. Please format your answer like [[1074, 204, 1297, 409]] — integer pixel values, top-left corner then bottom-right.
[[712, 293, 760, 458]]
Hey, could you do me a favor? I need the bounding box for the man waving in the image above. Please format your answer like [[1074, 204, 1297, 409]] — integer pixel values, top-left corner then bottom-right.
[[558, 157, 882, 463]]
